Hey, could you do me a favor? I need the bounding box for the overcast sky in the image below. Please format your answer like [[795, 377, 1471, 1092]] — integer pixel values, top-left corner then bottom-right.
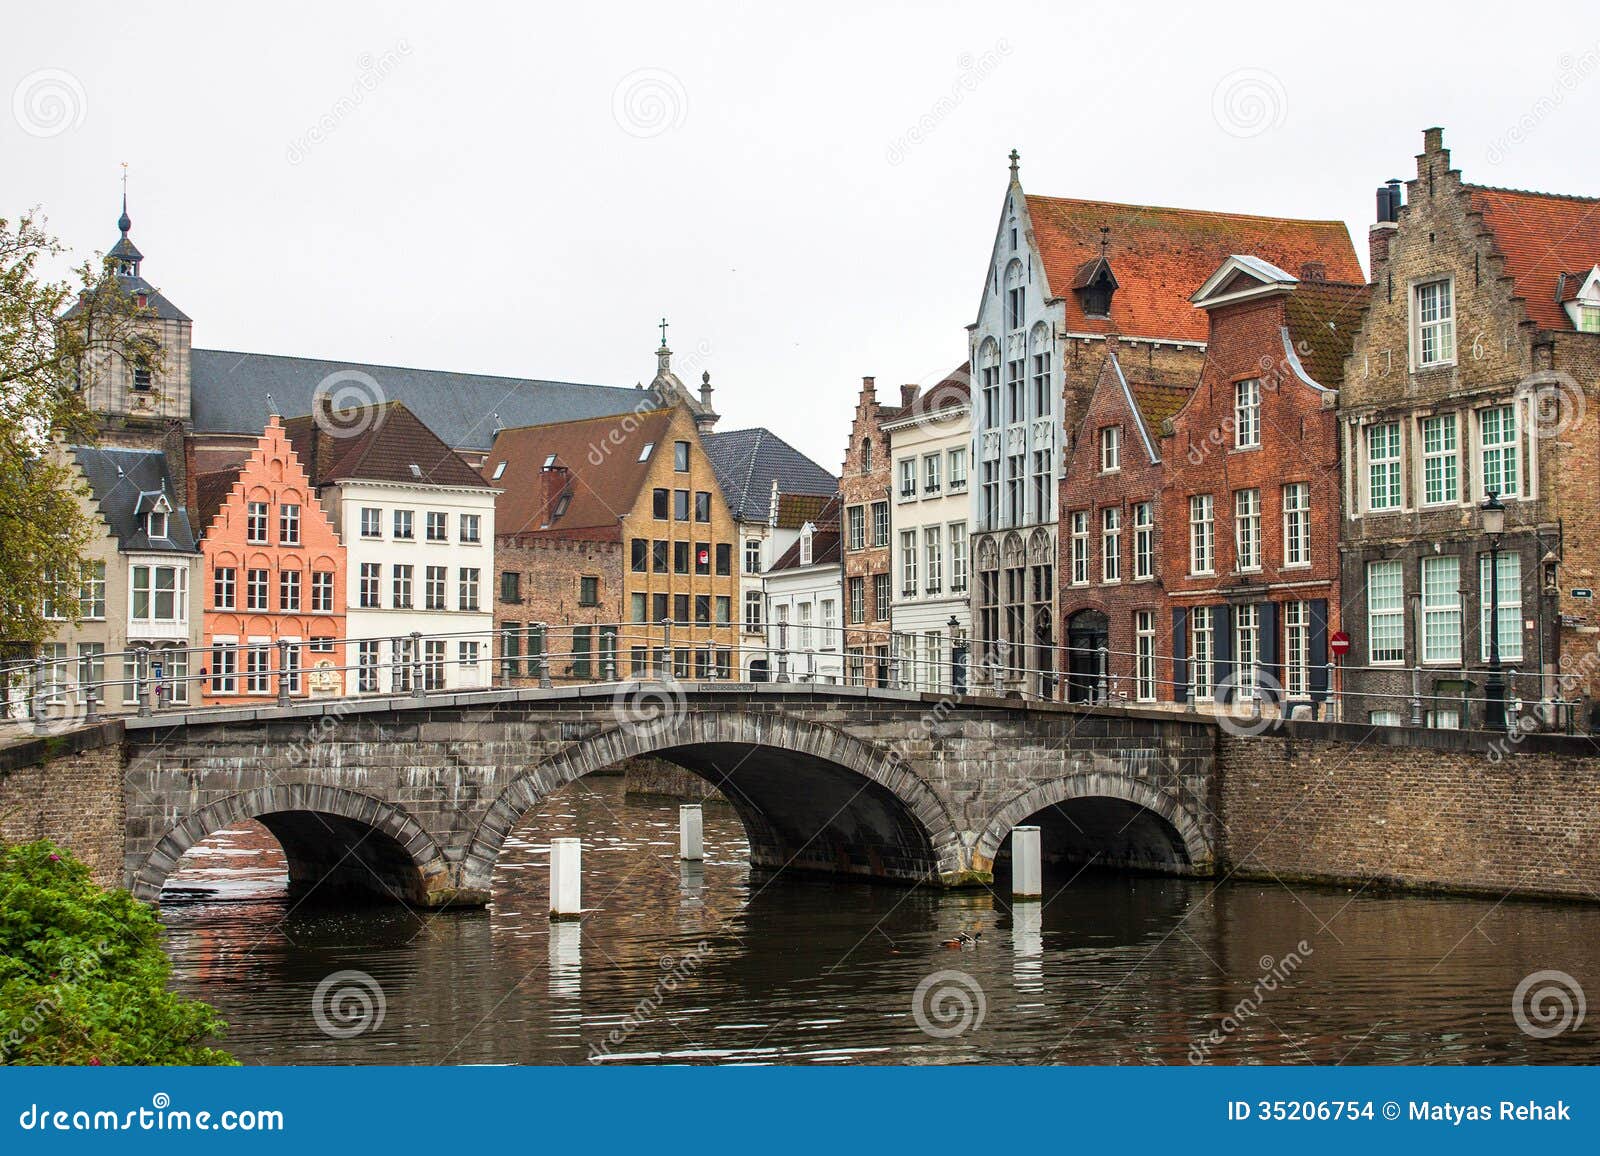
[[7, 1, 1599, 468]]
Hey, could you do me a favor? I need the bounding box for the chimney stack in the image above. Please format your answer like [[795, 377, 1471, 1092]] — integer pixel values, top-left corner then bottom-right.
[[1300, 261, 1326, 283], [542, 461, 570, 524], [900, 383, 919, 410]]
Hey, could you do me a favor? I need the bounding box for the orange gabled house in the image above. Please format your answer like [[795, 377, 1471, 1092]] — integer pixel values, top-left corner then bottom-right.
[[195, 416, 346, 704]]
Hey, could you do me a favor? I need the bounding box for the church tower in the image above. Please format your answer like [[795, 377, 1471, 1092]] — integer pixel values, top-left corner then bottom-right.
[[68, 187, 194, 446], [643, 318, 718, 433]]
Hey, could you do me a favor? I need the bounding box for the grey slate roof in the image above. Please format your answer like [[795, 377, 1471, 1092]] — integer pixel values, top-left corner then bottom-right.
[[69, 446, 198, 553], [702, 427, 838, 523], [60, 272, 191, 323], [190, 349, 653, 453]]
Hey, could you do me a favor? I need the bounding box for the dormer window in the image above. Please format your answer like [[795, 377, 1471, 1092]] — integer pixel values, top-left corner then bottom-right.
[[800, 526, 814, 567], [147, 510, 168, 539], [1580, 305, 1600, 334], [1071, 253, 1117, 319]]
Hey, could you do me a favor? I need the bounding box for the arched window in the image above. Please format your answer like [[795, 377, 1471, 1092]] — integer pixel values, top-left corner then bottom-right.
[[861, 437, 873, 472]]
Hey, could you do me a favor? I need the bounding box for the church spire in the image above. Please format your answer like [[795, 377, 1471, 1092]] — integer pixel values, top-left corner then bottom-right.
[[108, 163, 142, 278]]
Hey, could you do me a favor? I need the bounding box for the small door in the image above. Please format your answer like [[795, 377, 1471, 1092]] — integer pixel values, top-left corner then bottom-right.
[[1066, 609, 1108, 703]]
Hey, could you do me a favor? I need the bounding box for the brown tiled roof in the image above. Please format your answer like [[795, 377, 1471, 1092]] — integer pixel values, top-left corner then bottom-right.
[[1025, 195, 1362, 341], [1283, 281, 1368, 387], [194, 466, 244, 534], [1465, 185, 1600, 331], [770, 530, 842, 572], [773, 491, 840, 530], [281, 401, 487, 490], [484, 406, 676, 539]]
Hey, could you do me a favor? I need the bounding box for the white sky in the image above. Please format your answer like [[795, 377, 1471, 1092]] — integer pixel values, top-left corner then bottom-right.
[[6, 1, 1599, 469]]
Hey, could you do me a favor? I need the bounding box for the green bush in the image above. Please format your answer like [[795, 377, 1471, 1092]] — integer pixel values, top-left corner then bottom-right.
[[0, 840, 234, 1065]]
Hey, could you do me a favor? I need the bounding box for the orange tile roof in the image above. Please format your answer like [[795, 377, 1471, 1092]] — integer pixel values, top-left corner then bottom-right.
[[1466, 185, 1600, 331], [484, 406, 676, 539], [1025, 195, 1363, 341]]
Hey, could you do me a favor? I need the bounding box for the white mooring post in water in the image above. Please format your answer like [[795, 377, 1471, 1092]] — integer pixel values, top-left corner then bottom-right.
[[549, 837, 582, 920], [679, 804, 704, 861], [1012, 825, 1042, 901]]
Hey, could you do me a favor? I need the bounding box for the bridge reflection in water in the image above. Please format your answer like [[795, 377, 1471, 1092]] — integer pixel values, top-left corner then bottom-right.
[[160, 776, 1600, 1066]]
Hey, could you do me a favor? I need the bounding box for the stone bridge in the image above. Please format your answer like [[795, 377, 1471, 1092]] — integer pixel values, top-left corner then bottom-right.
[[119, 683, 1219, 906]]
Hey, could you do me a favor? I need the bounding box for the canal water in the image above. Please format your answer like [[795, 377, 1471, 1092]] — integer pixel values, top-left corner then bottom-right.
[[159, 776, 1598, 1065]]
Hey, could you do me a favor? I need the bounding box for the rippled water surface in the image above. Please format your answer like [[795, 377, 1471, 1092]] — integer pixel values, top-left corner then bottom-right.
[[159, 776, 1599, 1065]]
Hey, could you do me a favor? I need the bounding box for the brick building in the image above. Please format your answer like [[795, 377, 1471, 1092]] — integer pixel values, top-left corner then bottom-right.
[[485, 387, 739, 683], [968, 151, 1364, 694], [1340, 127, 1600, 730], [1058, 335, 1191, 702], [1163, 256, 1364, 713], [194, 416, 346, 704], [840, 376, 903, 686]]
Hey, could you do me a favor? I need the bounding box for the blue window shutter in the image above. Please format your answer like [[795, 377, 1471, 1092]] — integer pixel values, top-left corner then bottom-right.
[[1172, 607, 1188, 703], [1309, 599, 1330, 699], [1214, 605, 1233, 703], [1259, 601, 1280, 708]]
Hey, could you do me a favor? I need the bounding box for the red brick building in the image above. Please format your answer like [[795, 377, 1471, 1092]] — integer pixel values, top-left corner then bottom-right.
[[1058, 335, 1190, 701], [1162, 256, 1364, 711], [839, 377, 903, 686]]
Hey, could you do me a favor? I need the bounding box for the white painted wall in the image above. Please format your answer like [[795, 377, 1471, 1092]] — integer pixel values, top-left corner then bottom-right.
[[324, 480, 497, 692]]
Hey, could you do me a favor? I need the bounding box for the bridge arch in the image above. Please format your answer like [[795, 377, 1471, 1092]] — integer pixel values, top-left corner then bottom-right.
[[976, 771, 1212, 877], [133, 785, 454, 905], [462, 708, 964, 894]]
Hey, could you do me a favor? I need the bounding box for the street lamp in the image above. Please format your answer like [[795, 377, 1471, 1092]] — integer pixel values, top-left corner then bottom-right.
[[948, 614, 966, 694], [1481, 491, 1506, 731]]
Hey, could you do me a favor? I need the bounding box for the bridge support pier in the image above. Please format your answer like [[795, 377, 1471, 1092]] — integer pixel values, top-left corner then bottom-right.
[[679, 804, 704, 861], [1011, 825, 1042, 900], [550, 837, 582, 920]]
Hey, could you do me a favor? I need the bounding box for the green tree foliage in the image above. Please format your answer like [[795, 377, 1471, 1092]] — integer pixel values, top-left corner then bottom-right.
[[0, 840, 234, 1065], [1, 211, 145, 645]]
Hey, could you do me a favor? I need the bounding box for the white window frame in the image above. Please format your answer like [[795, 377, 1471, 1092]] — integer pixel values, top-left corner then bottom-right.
[[1412, 277, 1456, 369], [1282, 482, 1310, 568], [1101, 506, 1121, 583], [1135, 610, 1155, 702], [1189, 494, 1214, 576], [1420, 555, 1461, 665], [923, 453, 942, 495], [1284, 600, 1309, 697], [900, 530, 918, 596], [1099, 425, 1121, 473], [1421, 413, 1459, 506], [1479, 404, 1520, 500], [1234, 379, 1261, 449], [1133, 502, 1154, 580], [1191, 607, 1213, 698], [1070, 510, 1090, 585], [1234, 488, 1261, 573], [1367, 560, 1405, 664], [924, 525, 942, 594], [1366, 422, 1402, 511], [1479, 552, 1523, 662], [898, 458, 917, 501]]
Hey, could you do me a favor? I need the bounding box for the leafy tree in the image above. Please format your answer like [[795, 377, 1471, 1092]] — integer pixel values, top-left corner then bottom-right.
[[0, 840, 235, 1065], [0, 211, 146, 647]]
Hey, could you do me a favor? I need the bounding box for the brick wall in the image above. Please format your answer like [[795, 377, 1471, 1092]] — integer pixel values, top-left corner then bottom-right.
[[0, 722, 127, 888], [1217, 721, 1600, 901], [840, 377, 895, 681], [494, 536, 623, 683]]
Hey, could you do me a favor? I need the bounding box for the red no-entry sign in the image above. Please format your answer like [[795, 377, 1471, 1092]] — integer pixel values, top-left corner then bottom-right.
[[1329, 630, 1351, 658]]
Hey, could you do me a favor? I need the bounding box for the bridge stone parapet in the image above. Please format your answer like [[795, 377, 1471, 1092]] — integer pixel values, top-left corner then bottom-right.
[[118, 683, 1219, 906]]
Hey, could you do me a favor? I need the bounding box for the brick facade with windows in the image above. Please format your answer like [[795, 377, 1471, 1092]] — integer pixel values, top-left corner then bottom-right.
[[1339, 127, 1600, 729], [493, 536, 622, 684], [1058, 335, 1191, 702], [1162, 259, 1361, 711], [194, 416, 346, 705], [840, 376, 901, 685]]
